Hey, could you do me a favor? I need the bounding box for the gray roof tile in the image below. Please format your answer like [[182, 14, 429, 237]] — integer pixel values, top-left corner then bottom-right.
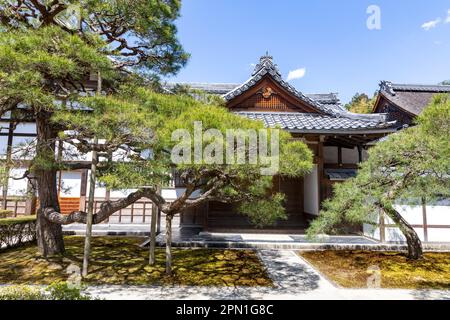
[[236, 111, 396, 133], [164, 82, 240, 95], [325, 169, 357, 180], [379, 81, 450, 116]]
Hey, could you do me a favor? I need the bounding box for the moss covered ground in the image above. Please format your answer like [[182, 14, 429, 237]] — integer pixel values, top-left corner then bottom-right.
[[0, 236, 272, 287], [300, 250, 450, 289]]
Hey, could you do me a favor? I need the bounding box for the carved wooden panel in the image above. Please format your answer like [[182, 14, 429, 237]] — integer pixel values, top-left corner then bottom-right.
[[233, 86, 298, 111], [226, 76, 320, 113]]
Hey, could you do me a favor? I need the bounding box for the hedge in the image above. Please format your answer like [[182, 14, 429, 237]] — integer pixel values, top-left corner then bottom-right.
[[0, 216, 36, 249], [0, 282, 94, 300], [0, 210, 13, 218]]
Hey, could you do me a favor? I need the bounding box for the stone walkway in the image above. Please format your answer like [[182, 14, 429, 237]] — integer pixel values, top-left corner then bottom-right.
[[64, 224, 450, 252], [86, 250, 450, 300]]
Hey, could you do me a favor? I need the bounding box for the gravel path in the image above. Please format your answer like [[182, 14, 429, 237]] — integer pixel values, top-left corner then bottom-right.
[[86, 250, 450, 300]]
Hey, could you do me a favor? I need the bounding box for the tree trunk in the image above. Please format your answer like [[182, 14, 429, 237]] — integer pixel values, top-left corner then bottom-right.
[[381, 204, 423, 260], [82, 137, 98, 277], [165, 214, 173, 275], [149, 186, 161, 266], [35, 114, 65, 256]]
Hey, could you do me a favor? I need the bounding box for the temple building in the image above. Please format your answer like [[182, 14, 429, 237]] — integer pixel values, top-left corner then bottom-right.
[[373, 81, 450, 128], [1, 54, 449, 236], [176, 54, 397, 231]]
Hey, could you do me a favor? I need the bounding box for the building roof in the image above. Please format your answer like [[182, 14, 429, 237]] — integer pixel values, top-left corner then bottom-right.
[[235, 111, 396, 133], [164, 82, 241, 95], [325, 169, 357, 181], [223, 54, 346, 116], [378, 81, 450, 116], [164, 55, 396, 134]]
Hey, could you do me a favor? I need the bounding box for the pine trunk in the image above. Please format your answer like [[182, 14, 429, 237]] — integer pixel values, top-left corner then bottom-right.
[[382, 204, 423, 260], [165, 214, 173, 275], [149, 186, 161, 266], [35, 114, 65, 256]]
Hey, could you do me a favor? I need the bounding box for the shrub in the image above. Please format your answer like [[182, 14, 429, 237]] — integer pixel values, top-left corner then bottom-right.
[[0, 210, 13, 219], [45, 282, 92, 300], [0, 282, 94, 300], [0, 285, 46, 300], [0, 216, 36, 249]]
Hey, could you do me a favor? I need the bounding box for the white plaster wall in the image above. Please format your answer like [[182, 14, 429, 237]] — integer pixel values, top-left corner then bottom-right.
[[303, 165, 319, 215], [385, 227, 425, 242], [5, 168, 28, 196], [11, 136, 36, 159], [363, 223, 381, 241], [13, 123, 36, 134], [428, 229, 450, 242], [385, 205, 424, 225], [363, 205, 450, 243], [60, 171, 82, 197], [0, 136, 7, 155], [427, 206, 450, 225]]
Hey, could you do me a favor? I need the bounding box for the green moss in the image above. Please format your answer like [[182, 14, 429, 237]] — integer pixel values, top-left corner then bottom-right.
[[0, 210, 14, 218], [0, 236, 272, 287], [300, 250, 450, 289], [0, 216, 36, 226]]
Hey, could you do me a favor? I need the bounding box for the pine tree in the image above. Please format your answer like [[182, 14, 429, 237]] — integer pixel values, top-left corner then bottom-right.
[[308, 95, 450, 260]]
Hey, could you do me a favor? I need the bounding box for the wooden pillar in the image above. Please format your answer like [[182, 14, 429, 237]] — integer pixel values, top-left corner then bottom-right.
[[25, 179, 37, 215], [157, 206, 162, 234], [379, 209, 386, 243], [79, 169, 88, 212], [337, 146, 342, 167], [422, 196, 428, 243], [317, 135, 324, 210], [56, 139, 63, 198], [203, 201, 209, 231], [357, 145, 363, 163], [149, 185, 161, 265]]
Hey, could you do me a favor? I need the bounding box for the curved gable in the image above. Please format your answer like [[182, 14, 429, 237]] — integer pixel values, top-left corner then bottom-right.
[[227, 75, 321, 113], [224, 54, 340, 115]]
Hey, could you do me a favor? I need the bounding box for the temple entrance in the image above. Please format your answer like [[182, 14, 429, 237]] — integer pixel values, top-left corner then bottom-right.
[[204, 175, 308, 232]]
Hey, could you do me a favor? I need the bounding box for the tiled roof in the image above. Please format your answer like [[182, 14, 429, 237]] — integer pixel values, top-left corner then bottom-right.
[[384, 82, 450, 93], [164, 82, 240, 95], [379, 81, 450, 116], [235, 111, 396, 133], [223, 55, 344, 116], [325, 169, 357, 181]]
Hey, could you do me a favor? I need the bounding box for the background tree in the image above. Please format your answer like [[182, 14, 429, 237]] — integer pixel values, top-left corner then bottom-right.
[[0, 0, 188, 255], [308, 95, 450, 260], [439, 80, 450, 85], [0, 26, 314, 269], [52, 87, 313, 274], [0, 0, 189, 74], [345, 92, 377, 114]]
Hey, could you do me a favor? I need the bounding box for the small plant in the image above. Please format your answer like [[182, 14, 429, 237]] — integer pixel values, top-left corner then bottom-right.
[[0, 282, 94, 300], [45, 281, 92, 300], [0, 285, 45, 300]]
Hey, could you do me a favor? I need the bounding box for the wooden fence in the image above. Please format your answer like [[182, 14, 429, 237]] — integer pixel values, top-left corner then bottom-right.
[[1, 197, 154, 224], [86, 198, 154, 224], [0, 197, 29, 216]]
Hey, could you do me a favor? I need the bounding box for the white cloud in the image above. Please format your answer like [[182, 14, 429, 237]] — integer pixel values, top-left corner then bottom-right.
[[286, 68, 306, 82], [446, 10, 450, 23], [421, 18, 441, 30]]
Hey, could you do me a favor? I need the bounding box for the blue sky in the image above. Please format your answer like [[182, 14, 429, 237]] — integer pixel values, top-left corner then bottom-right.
[[165, 0, 450, 104]]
